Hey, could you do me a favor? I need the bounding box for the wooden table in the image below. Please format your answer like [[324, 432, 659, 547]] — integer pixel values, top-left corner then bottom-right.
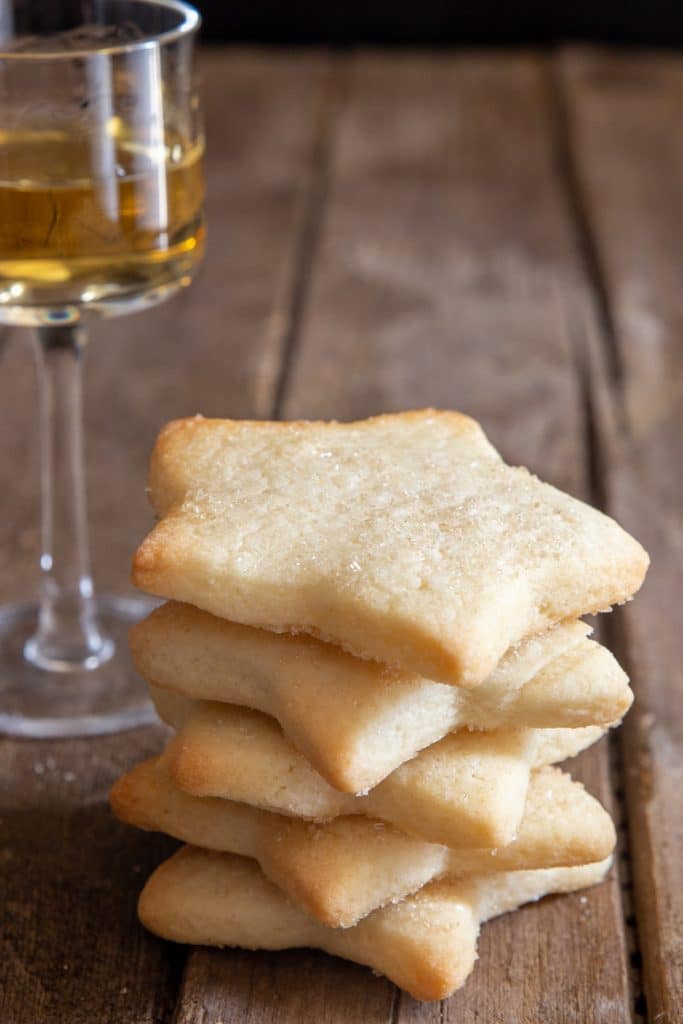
[[1, 48, 681, 1024]]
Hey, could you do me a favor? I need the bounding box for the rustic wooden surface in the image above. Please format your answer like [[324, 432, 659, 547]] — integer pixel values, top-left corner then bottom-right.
[[560, 51, 683, 1024], [1, 47, 680, 1024]]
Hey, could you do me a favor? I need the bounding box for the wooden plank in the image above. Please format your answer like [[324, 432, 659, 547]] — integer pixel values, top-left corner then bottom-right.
[[561, 48, 683, 1024], [170, 55, 400, 1024], [0, 49, 327, 1024], [281, 52, 632, 1023], [0, 731, 179, 1024], [177, 949, 395, 1024]]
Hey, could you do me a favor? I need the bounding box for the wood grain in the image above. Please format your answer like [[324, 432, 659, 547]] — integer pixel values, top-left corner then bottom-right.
[[170, 55, 399, 1024], [0, 729, 178, 1024], [280, 51, 631, 1023], [176, 949, 395, 1024], [0, 49, 328, 1024], [4, 46, 673, 1024], [562, 47, 683, 1024]]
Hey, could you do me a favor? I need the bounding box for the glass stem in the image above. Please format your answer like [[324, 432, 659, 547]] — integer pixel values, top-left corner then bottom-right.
[[24, 324, 113, 672]]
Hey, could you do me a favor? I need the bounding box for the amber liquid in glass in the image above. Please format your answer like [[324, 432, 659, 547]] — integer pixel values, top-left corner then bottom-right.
[[0, 125, 205, 320]]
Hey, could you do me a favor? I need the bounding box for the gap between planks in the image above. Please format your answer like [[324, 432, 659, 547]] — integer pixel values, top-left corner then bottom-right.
[[544, 57, 626, 416], [271, 58, 348, 420]]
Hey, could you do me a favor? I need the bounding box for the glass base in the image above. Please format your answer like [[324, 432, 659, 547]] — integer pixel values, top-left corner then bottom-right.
[[0, 274, 192, 327], [0, 594, 158, 738]]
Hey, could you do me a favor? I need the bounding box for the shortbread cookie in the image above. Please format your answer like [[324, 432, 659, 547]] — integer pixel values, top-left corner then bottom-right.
[[139, 847, 611, 1000], [132, 412, 648, 686], [111, 759, 615, 927], [163, 700, 604, 848], [135, 602, 631, 792]]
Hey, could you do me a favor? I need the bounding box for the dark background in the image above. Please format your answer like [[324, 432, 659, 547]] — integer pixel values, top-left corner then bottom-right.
[[197, 0, 683, 46]]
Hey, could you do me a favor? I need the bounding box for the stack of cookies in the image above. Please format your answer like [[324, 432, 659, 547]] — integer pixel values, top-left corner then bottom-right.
[[111, 411, 648, 1000]]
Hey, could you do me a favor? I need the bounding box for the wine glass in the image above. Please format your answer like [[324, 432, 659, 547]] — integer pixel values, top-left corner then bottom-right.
[[0, 1, 204, 736]]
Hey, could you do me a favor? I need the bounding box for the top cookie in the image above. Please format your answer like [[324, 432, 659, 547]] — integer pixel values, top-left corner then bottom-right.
[[133, 410, 648, 686]]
